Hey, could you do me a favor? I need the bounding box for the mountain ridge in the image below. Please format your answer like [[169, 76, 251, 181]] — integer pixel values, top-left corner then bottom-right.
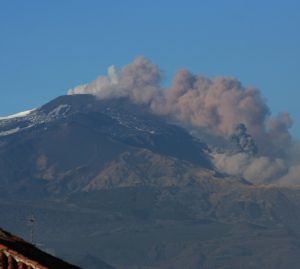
[[0, 94, 215, 197], [1, 94, 300, 269]]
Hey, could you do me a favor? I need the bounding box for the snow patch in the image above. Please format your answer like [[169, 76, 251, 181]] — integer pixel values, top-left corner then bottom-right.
[[0, 109, 35, 121], [0, 127, 20, 136], [48, 104, 70, 117]]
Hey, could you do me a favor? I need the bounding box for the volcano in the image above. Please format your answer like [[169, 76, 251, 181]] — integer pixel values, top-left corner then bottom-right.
[[0, 94, 300, 269]]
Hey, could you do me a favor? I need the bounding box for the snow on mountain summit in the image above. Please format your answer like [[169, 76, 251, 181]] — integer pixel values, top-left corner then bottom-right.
[[0, 108, 36, 120], [0, 101, 73, 137]]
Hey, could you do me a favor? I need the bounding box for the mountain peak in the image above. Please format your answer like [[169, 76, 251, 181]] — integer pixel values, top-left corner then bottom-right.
[[0, 94, 212, 197]]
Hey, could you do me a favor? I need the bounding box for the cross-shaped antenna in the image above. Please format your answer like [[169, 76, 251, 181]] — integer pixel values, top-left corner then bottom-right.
[[27, 215, 35, 244]]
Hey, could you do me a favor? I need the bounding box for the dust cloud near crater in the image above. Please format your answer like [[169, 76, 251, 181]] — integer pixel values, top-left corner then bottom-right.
[[68, 56, 299, 185]]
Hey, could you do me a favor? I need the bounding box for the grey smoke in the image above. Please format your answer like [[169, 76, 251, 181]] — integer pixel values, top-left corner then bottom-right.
[[278, 141, 300, 185], [68, 56, 298, 184], [211, 139, 300, 184], [230, 123, 258, 155], [211, 152, 288, 183]]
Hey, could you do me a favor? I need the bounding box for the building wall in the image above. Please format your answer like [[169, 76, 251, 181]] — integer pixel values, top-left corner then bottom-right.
[[0, 245, 48, 269]]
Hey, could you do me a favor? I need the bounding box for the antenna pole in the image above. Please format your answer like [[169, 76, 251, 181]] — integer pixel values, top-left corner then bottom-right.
[[27, 215, 35, 244]]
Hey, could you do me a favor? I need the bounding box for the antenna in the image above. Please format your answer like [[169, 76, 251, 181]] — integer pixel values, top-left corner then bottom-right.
[[27, 215, 35, 244]]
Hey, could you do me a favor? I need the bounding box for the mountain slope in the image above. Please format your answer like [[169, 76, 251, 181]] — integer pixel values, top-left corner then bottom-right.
[[0, 95, 212, 197], [1, 94, 300, 269]]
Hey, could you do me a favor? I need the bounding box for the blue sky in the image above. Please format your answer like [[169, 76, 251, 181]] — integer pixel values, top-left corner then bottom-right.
[[0, 0, 299, 137]]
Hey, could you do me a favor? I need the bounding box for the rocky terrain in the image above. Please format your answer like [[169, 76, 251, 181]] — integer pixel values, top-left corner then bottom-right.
[[0, 94, 300, 269]]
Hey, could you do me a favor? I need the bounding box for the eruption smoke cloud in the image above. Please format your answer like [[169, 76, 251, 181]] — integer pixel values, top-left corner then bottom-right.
[[68, 57, 298, 184]]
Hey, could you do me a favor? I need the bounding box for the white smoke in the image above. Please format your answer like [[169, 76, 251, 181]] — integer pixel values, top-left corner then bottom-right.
[[68, 57, 162, 103], [68, 84, 88, 95], [107, 65, 118, 84], [68, 65, 120, 97], [67, 56, 298, 185]]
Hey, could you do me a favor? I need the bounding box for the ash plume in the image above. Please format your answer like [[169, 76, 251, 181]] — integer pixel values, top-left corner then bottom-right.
[[230, 123, 258, 155], [68, 56, 298, 184], [212, 152, 288, 183], [278, 141, 300, 185]]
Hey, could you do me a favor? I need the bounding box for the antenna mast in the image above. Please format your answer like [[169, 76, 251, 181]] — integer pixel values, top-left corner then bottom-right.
[[27, 215, 35, 244]]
